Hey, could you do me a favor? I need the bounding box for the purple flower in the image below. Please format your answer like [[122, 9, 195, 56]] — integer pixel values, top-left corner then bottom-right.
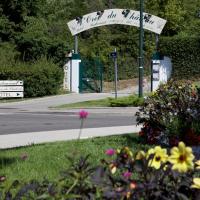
[[79, 110, 88, 119], [123, 171, 132, 178], [105, 149, 115, 156], [20, 153, 28, 161]]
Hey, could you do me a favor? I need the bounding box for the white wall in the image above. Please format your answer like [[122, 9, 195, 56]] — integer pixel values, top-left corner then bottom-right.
[[63, 59, 81, 93], [152, 56, 172, 91]]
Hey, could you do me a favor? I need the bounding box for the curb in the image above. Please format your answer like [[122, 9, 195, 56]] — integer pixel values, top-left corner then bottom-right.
[[0, 125, 142, 149]]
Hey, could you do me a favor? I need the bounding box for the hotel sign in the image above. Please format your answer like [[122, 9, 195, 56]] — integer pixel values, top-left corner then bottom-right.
[[67, 9, 167, 35]]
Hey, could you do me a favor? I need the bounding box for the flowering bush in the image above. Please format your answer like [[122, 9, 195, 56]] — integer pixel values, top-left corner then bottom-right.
[[99, 142, 200, 199], [1, 142, 200, 199], [136, 80, 200, 146]]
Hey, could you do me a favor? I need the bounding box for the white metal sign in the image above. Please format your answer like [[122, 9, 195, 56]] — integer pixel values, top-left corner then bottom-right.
[[0, 80, 23, 86], [0, 92, 24, 98], [67, 9, 167, 35], [0, 80, 24, 98], [0, 86, 24, 92]]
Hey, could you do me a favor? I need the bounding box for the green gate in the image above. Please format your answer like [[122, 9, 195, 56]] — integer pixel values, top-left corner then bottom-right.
[[79, 58, 103, 93]]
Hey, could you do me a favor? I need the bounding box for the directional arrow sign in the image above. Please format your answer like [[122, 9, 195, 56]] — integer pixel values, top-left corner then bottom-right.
[[0, 92, 24, 98], [0, 80, 23, 86], [110, 52, 117, 58], [0, 86, 24, 91]]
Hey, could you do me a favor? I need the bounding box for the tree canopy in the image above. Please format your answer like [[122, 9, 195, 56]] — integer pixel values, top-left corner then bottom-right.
[[0, 0, 199, 79]]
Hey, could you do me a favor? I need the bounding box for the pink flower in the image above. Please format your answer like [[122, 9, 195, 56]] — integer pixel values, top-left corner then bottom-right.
[[123, 171, 132, 178], [0, 176, 6, 182], [105, 149, 115, 156], [79, 110, 88, 119]]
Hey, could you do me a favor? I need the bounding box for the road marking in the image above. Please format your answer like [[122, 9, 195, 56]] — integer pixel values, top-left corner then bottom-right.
[[0, 113, 15, 115]]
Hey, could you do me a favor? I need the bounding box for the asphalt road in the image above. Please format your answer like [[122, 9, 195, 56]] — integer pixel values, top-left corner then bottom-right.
[[0, 111, 137, 135], [0, 93, 139, 136]]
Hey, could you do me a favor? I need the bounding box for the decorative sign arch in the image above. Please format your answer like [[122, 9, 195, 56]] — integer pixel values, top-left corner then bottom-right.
[[67, 9, 166, 35]]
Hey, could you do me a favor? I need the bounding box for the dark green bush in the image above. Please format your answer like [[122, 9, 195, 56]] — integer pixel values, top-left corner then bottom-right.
[[0, 58, 63, 97], [108, 95, 144, 107], [159, 36, 200, 79]]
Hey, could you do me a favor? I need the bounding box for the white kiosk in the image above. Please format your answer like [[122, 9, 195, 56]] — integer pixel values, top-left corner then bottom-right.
[[151, 53, 172, 91], [63, 53, 81, 93]]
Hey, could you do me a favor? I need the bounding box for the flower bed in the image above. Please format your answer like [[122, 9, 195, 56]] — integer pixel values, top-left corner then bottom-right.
[[136, 80, 200, 146], [1, 142, 200, 199]]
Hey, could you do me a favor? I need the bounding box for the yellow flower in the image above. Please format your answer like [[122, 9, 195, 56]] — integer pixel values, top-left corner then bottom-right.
[[116, 149, 121, 154], [136, 150, 146, 160], [151, 91, 157, 96], [147, 146, 168, 169], [168, 142, 194, 173], [126, 191, 131, 199], [191, 178, 200, 189], [195, 160, 200, 169], [124, 147, 133, 157], [117, 147, 133, 157], [109, 163, 117, 174]]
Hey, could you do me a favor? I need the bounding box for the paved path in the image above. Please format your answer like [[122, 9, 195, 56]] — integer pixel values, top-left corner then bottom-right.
[[0, 93, 112, 112]]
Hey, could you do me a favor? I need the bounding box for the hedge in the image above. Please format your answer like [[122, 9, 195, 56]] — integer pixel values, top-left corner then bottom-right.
[[159, 36, 200, 79], [0, 58, 63, 97]]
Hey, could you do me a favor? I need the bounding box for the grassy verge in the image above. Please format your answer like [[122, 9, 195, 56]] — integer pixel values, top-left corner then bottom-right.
[[0, 134, 150, 183], [52, 95, 144, 109], [52, 98, 110, 109]]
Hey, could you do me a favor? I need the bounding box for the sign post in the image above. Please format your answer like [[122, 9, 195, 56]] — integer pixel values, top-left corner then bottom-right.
[[74, 35, 78, 54], [67, 9, 167, 36], [111, 49, 118, 99], [139, 0, 144, 97]]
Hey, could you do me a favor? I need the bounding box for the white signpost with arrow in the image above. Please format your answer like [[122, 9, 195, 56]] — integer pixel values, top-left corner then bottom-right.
[[0, 80, 24, 98]]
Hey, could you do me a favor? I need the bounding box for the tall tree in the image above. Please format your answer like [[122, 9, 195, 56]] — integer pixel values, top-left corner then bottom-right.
[[146, 0, 185, 36]]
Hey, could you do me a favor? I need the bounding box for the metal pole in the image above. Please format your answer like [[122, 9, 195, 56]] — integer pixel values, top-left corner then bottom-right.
[[70, 57, 72, 92], [114, 48, 118, 99], [74, 35, 78, 54], [150, 61, 153, 92], [155, 34, 159, 51], [138, 0, 144, 97]]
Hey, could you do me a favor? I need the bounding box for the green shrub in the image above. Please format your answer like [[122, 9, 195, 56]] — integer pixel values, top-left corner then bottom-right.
[[136, 80, 200, 146], [108, 95, 144, 107], [0, 43, 20, 67], [159, 36, 200, 80], [0, 58, 63, 97]]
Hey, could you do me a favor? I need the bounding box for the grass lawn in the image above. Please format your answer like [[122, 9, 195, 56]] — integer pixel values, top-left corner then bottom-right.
[[51, 95, 144, 109], [0, 134, 150, 184], [52, 98, 110, 109]]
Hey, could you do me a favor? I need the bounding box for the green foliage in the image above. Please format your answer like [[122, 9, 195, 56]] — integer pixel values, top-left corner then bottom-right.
[[0, 58, 63, 97], [0, 43, 20, 67], [136, 80, 200, 146], [108, 95, 144, 107], [0, 0, 200, 82], [146, 0, 186, 36], [0, 134, 146, 183], [159, 36, 200, 79]]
